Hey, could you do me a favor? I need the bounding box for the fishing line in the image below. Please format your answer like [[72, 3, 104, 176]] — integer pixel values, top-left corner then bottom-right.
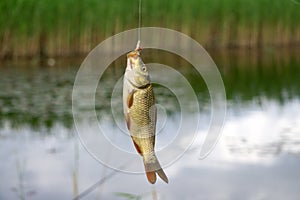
[[138, 0, 142, 42]]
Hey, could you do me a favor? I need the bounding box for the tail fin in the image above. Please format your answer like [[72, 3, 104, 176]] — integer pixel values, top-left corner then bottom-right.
[[146, 171, 156, 184], [143, 155, 169, 184], [156, 168, 168, 183]]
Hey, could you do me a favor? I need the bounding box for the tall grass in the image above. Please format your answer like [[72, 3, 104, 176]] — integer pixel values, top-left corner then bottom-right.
[[0, 0, 300, 59]]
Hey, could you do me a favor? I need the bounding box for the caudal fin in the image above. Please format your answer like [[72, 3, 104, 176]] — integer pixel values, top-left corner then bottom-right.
[[156, 168, 168, 183], [143, 156, 169, 184], [146, 171, 156, 184]]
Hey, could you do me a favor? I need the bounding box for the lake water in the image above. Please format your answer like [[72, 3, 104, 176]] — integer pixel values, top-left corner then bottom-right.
[[0, 49, 300, 200]]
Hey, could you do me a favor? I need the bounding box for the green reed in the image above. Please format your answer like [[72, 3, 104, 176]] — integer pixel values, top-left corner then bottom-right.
[[0, 0, 299, 58]]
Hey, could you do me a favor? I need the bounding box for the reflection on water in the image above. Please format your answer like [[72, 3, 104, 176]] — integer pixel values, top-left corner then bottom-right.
[[0, 64, 75, 130], [0, 50, 300, 199]]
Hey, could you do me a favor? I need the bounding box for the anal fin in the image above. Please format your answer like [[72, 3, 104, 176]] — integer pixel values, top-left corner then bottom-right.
[[131, 137, 142, 156]]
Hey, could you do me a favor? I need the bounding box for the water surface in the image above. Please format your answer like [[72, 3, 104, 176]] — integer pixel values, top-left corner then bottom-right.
[[0, 50, 300, 200]]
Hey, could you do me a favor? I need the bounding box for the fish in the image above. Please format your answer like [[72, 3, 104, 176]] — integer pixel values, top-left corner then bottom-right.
[[123, 41, 168, 184]]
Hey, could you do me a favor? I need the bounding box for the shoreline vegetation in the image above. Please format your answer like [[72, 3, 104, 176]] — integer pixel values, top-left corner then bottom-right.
[[0, 48, 299, 129], [1, 0, 300, 60]]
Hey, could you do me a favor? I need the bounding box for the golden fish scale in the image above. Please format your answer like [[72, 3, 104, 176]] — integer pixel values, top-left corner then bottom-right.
[[129, 84, 156, 155]]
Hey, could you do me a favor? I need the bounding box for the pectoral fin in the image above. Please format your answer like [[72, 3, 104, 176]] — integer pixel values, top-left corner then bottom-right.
[[127, 90, 135, 109], [125, 90, 134, 130]]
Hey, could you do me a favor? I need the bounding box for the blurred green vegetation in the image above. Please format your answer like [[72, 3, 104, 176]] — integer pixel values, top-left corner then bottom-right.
[[0, 0, 300, 58], [0, 50, 299, 130], [220, 52, 300, 104]]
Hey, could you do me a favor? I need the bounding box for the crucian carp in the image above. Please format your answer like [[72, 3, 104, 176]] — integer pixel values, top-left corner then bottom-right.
[[123, 41, 168, 184]]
